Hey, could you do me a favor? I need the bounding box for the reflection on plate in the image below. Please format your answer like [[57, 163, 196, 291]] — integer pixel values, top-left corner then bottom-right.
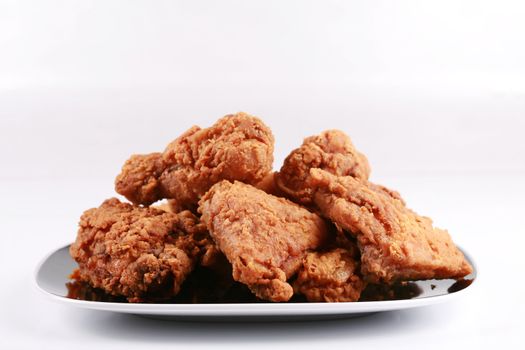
[[35, 244, 476, 321]]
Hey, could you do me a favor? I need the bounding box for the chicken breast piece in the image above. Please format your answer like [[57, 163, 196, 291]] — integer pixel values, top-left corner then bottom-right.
[[198, 181, 329, 302], [115, 112, 274, 209], [70, 198, 211, 302], [309, 169, 473, 283]]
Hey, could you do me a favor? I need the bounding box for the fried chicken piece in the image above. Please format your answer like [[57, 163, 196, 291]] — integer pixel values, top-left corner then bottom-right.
[[69, 198, 211, 302], [309, 169, 473, 283], [293, 248, 366, 302], [115, 112, 274, 209], [115, 152, 165, 205], [293, 224, 366, 302], [198, 181, 329, 302], [275, 130, 370, 204], [275, 129, 403, 206]]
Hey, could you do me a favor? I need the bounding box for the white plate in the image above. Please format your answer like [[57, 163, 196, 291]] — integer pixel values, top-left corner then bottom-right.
[[34, 244, 477, 321]]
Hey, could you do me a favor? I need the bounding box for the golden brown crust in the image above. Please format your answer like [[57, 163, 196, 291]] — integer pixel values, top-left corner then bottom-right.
[[115, 112, 274, 209], [115, 153, 165, 205], [309, 169, 473, 283], [276, 130, 370, 204], [198, 181, 329, 302], [293, 248, 366, 302], [75, 116, 474, 304], [69, 198, 211, 302]]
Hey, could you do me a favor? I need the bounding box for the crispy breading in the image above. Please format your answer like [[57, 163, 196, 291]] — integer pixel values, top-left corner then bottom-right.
[[115, 112, 274, 209], [198, 181, 329, 302], [71, 116, 474, 304], [276, 130, 370, 204], [309, 169, 473, 283], [293, 248, 366, 302], [69, 198, 211, 302]]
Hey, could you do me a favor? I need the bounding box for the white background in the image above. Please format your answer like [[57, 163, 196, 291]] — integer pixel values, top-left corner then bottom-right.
[[1, 1, 524, 349]]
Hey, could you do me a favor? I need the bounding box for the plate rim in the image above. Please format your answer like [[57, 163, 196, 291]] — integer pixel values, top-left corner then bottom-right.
[[34, 243, 478, 316]]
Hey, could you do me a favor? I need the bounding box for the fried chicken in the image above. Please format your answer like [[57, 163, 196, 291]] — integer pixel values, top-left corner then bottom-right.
[[115, 112, 274, 209], [309, 169, 473, 283], [114, 152, 165, 206], [292, 223, 366, 302], [70, 115, 475, 304], [274, 129, 471, 284], [275, 130, 370, 204], [198, 180, 329, 302], [293, 248, 366, 302], [69, 198, 212, 302]]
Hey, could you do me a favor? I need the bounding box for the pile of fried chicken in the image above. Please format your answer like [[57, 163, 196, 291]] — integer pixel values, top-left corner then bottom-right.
[[69, 113, 473, 303]]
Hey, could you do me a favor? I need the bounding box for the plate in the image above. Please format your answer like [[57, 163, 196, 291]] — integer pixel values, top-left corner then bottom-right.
[[34, 244, 477, 322]]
